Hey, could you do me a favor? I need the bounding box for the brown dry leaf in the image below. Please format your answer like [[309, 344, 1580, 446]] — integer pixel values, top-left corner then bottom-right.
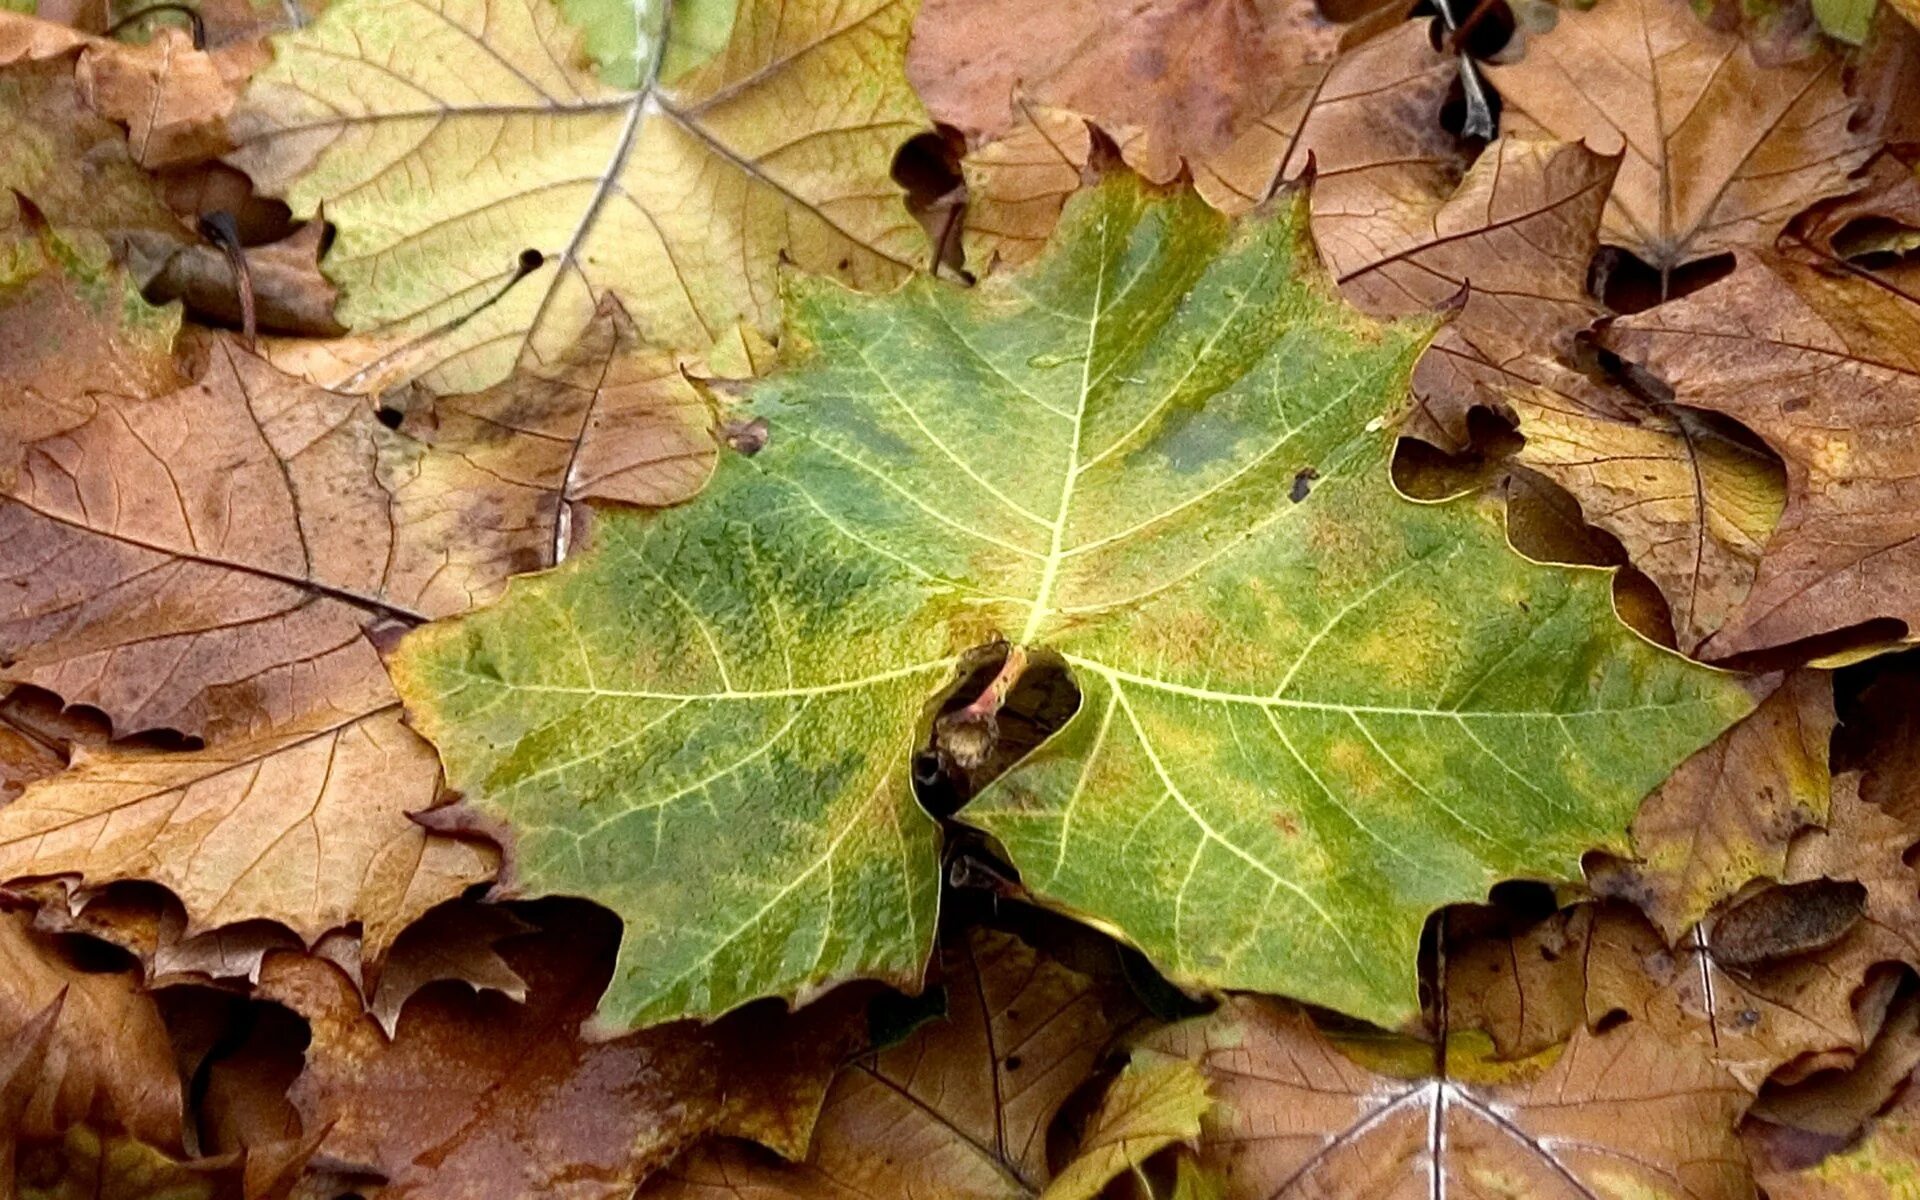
[[1191, 20, 1460, 217], [1442, 902, 1592, 1062], [1591, 671, 1834, 940], [11, 879, 305, 990], [76, 27, 261, 170], [908, 0, 1347, 187], [0, 337, 551, 739], [398, 296, 719, 566], [1143, 995, 1752, 1198], [0, 691, 84, 805], [1587, 776, 1920, 1092], [643, 928, 1143, 1199], [0, 10, 261, 171], [1749, 993, 1920, 1139], [1324, 131, 1785, 649], [960, 100, 1094, 274], [0, 215, 182, 479], [1445, 902, 1867, 1093], [0, 910, 184, 1151], [259, 900, 867, 1200], [1486, 0, 1873, 272], [0, 684, 495, 961], [0, 50, 191, 283], [1602, 248, 1920, 657], [1796, 154, 1920, 263], [1751, 1054, 1920, 1197]]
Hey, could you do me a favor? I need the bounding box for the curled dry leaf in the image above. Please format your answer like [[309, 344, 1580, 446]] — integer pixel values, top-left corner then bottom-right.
[[0, 910, 184, 1153], [0, 337, 551, 739], [643, 928, 1143, 1199], [909, 0, 1348, 187], [1748, 993, 1920, 1140], [0, 690, 497, 960], [392, 176, 1750, 1031], [228, 0, 930, 394], [1603, 248, 1920, 657], [365, 898, 532, 1037], [1486, 0, 1874, 272], [145, 219, 345, 338], [259, 901, 869, 1200], [0, 689, 91, 805], [1753, 1049, 1920, 1197], [1144, 995, 1752, 1199], [1590, 670, 1834, 941]]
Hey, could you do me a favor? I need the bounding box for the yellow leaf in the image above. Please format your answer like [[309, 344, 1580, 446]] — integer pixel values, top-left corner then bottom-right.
[[228, 0, 932, 394]]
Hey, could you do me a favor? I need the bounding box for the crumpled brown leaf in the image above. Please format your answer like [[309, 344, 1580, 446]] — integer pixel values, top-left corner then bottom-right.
[[1590, 671, 1834, 941], [1143, 994, 1752, 1198], [0, 910, 184, 1152], [1486, 0, 1874, 272], [398, 296, 719, 566], [260, 900, 868, 1200], [0, 10, 263, 171], [0, 337, 548, 738], [1603, 247, 1920, 657], [644, 928, 1143, 1198], [909, 0, 1347, 187]]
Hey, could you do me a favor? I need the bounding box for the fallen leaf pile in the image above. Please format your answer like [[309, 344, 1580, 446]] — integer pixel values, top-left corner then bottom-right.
[[1, 0, 1919, 1193]]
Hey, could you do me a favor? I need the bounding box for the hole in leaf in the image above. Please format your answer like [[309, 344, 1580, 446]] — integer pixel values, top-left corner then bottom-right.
[[1589, 246, 1736, 313], [1590, 1007, 1631, 1034], [1391, 409, 1524, 501], [893, 128, 968, 280], [916, 645, 1079, 816], [1438, 70, 1501, 144]]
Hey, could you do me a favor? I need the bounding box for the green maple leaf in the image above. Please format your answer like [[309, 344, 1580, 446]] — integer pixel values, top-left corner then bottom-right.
[[391, 176, 1755, 1030]]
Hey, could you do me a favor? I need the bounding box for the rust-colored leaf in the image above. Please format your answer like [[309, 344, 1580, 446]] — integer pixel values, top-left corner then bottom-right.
[[260, 900, 868, 1200], [909, 0, 1348, 187], [1603, 249, 1920, 657], [1145, 994, 1752, 1198], [1486, 0, 1874, 271], [0, 338, 548, 738], [643, 928, 1143, 1198]]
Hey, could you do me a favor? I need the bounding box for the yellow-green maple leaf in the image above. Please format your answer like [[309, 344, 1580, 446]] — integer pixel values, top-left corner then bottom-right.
[[392, 177, 1753, 1031]]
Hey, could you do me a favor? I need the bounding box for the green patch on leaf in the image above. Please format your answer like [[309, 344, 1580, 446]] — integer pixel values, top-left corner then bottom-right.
[[392, 175, 1753, 1032], [1812, 0, 1875, 41]]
